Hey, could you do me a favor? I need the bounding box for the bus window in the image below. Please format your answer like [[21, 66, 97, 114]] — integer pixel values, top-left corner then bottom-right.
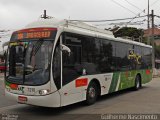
[[116, 42, 130, 71], [9, 45, 25, 78], [62, 33, 82, 86], [142, 47, 152, 69], [62, 45, 82, 86], [134, 46, 142, 69], [100, 39, 116, 73], [7, 40, 54, 85], [81, 37, 101, 74]]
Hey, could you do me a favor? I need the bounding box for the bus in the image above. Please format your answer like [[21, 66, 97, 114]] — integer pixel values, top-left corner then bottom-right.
[[5, 18, 152, 107]]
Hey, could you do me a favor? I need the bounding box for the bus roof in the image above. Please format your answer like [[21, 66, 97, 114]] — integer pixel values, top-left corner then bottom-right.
[[25, 18, 152, 48]]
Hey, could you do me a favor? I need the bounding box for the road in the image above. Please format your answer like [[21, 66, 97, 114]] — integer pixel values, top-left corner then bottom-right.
[[0, 77, 160, 120], [0, 74, 17, 108]]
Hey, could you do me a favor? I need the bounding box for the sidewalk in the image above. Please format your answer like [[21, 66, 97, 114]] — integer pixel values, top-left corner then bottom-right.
[[0, 73, 4, 81], [153, 68, 160, 78]]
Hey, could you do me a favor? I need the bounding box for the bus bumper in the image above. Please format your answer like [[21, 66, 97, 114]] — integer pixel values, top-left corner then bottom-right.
[[5, 90, 61, 108]]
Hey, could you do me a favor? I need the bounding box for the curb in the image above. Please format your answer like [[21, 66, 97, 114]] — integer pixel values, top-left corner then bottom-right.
[[153, 76, 160, 78]]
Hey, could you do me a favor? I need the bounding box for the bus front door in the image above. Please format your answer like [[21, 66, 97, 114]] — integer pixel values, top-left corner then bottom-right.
[[59, 45, 84, 106]]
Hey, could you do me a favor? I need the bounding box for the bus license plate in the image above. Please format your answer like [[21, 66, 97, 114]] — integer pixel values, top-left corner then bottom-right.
[[18, 96, 27, 103]]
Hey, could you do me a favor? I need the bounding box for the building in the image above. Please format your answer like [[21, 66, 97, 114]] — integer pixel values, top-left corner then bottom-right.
[[143, 28, 160, 45], [144, 28, 160, 70]]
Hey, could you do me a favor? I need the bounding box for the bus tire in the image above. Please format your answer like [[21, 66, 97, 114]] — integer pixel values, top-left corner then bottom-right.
[[134, 75, 141, 90], [86, 82, 98, 105]]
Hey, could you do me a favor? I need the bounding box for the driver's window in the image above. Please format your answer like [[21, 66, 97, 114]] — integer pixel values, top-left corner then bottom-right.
[[9, 45, 25, 77], [16, 46, 24, 63]]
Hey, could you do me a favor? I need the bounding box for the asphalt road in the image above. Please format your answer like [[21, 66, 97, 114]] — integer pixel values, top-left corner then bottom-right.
[[0, 77, 160, 120], [0, 75, 17, 108]]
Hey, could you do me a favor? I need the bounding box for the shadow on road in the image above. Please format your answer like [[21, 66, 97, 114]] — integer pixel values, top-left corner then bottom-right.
[[99, 86, 148, 102], [9, 86, 149, 116]]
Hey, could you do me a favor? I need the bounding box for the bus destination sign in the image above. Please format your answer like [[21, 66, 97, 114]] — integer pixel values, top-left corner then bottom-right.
[[17, 31, 51, 40], [11, 28, 57, 41]]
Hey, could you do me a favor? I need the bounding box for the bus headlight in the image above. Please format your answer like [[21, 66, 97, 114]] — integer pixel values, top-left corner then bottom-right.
[[39, 89, 50, 95]]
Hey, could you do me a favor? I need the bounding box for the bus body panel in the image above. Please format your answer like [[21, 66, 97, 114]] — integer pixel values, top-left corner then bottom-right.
[[141, 69, 152, 84], [5, 69, 152, 107], [5, 81, 55, 96], [5, 89, 61, 107], [59, 69, 152, 107], [59, 73, 113, 106]]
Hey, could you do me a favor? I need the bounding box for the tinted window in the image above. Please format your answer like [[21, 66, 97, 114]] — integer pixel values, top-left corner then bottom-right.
[[81, 37, 101, 74], [142, 47, 152, 69], [99, 39, 116, 72], [116, 42, 131, 71], [134, 46, 142, 69], [62, 33, 82, 86], [61, 32, 152, 87]]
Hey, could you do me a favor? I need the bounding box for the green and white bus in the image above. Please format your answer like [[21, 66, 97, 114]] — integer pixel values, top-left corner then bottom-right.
[[5, 18, 152, 107]]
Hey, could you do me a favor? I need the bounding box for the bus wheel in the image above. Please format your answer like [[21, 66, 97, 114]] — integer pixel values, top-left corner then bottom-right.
[[86, 82, 98, 105], [134, 75, 141, 90]]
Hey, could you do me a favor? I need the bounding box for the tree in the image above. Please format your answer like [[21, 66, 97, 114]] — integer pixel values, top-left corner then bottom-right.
[[113, 27, 143, 40]]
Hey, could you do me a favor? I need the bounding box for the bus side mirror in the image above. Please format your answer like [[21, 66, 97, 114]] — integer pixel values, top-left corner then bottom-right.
[[61, 44, 71, 56]]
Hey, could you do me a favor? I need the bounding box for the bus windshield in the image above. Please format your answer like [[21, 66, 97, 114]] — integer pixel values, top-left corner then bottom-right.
[[6, 39, 54, 85]]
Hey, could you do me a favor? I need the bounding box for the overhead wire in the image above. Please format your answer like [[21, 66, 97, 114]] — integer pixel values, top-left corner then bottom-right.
[[109, 0, 148, 27], [123, 0, 142, 11], [154, 15, 160, 27], [111, 0, 137, 15], [150, 0, 160, 6], [109, 19, 146, 26], [70, 15, 147, 22], [150, 0, 160, 15], [94, 19, 147, 27], [126, 0, 160, 26], [155, 15, 160, 18], [71, 0, 159, 29]]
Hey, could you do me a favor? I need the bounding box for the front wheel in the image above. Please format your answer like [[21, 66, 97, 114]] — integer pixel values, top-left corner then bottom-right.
[[134, 75, 141, 90], [86, 82, 98, 105]]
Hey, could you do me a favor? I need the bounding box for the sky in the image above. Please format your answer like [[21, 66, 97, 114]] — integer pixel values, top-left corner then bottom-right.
[[0, 0, 160, 52], [1, 0, 160, 30]]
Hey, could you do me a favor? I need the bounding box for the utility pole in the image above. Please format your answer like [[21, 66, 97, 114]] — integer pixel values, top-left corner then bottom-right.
[[151, 10, 155, 70], [147, 0, 150, 44], [148, 0, 150, 29]]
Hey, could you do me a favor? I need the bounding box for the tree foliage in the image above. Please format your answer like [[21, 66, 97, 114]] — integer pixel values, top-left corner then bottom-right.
[[113, 27, 143, 38]]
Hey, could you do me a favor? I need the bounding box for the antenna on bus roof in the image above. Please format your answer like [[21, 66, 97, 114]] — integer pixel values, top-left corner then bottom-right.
[[40, 10, 53, 19], [41, 10, 47, 19], [44, 10, 47, 19]]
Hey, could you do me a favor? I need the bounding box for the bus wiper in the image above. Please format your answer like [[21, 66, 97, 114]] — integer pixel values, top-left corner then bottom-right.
[[29, 39, 44, 62], [32, 39, 44, 56]]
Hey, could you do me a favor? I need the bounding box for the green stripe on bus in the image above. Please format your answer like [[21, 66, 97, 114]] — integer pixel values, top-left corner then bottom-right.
[[109, 72, 120, 93], [5, 81, 10, 86], [108, 69, 152, 93]]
